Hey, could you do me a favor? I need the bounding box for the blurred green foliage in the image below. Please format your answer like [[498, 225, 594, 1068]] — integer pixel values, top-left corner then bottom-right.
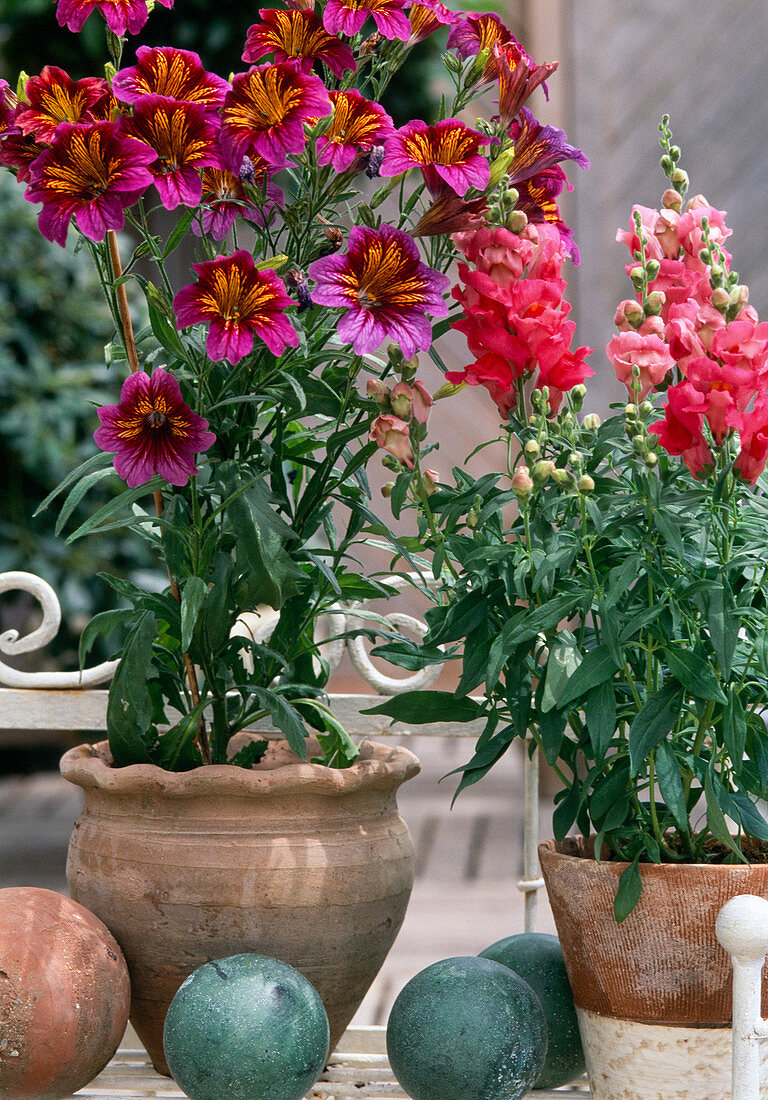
[[0, 172, 154, 662]]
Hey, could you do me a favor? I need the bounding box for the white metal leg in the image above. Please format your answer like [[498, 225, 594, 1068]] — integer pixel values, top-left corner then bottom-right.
[[716, 894, 768, 1100]]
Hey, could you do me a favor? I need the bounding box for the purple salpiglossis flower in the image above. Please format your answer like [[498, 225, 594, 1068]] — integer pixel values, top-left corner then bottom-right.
[[112, 46, 230, 115], [317, 90, 393, 173], [405, 0, 457, 44], [55, 0, 173, 37], [506, 107, 589, 186], [515, 165, 581, 263], [15, 67, 107, 144], [173, 250, 300, 365], [192, 165, 282, 240], [323, 0, 411, 41], [381, 118, 489, 198], [25, 120, 155, 246], [219, 61, 331, 172], [308, 224, 450, 358], [120, 95, 223, 211], [243, 9, 356, 78], [94, 369, 215, 489]]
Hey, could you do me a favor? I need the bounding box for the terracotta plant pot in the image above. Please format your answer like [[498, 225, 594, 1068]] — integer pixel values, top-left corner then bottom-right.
[[61, 737, 420, 1076], [539, 837, 768, 1100]]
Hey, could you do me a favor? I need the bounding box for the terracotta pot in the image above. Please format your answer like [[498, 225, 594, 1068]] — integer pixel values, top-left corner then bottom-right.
[[539, 837, 768, 1099], [61, 737, 419, 1076]]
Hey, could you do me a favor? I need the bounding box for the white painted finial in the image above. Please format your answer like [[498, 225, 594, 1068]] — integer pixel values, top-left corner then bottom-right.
[[716, 894, 768, 963]]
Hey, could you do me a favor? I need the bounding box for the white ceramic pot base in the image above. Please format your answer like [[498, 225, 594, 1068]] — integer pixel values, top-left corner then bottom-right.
[[577, 1007, 768, 1099]]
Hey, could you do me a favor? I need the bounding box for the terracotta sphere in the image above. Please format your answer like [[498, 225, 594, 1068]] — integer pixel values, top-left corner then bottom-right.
[[0, 887, 131, 1100]]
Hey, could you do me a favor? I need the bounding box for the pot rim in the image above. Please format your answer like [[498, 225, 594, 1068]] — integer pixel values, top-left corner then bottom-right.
[[60, 738, 420, 798], [539, 835, 764, 873]]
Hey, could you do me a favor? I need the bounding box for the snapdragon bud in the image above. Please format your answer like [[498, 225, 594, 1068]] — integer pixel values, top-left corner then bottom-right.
[[640, 400, 654, 417], [381, 482, 395, 498], [582, 413, 601, 431], [645, 259, 660, 280], [512, 465, 534, 502], [505, 210, 528, 233], [381, 453, 400, 471], [671, 167, 689, 193], [629, 266, 645, 288], [645, 451, 659, 468], [632, 434, 646, 454], [578, 474, 595, 494], [532, 459, 555, 486], [662, 188, 682, 212], [524, 439, 540, 461], [367, 379, 391, 409], [390, 384, 413, 420], [645, 290, 666, 315], [551, 467, 576, 490], [625, 403, 639, 418]]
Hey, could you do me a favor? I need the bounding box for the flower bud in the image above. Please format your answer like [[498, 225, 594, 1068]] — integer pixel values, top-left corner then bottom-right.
[[381, 453, 400, 471], [422, 469, 439, 496], [625, 403, 638, 418], [367, 378, 391, 409], [466, 509, 479, 528], [571, 384, 587, 402], [512, 465, 534, 502], [524, 439, 540, 461], [568, 452, 583, 468], [710, 287, 729, 312], [390, 382, 413, 420], [532, 459, 554, 486], [620, 299, 645, 330], [629, 266, 645, 288], [387, 343, 405, 367], [662, 188, 682, 212], [645, 290, 666, 315], [577, 474, 595, 494], [551, 467, 576, 490], [487, 150, 515, 189], [644, 451, 658, 468], [671, 167, 689, 194], [640, 400, 654, 418], [505, 210, 528, 233], [582, 413, 601, 431], [381, 482, 395, 498], [632, 434, 646, 454], [645, 259, 660, 280]]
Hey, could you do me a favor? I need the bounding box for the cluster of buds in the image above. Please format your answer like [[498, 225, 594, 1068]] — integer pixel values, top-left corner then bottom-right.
[[624, 395, 659, 468], [368, 367, 432, 472]]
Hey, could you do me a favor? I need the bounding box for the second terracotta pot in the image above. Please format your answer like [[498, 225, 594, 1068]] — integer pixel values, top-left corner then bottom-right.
[[61, 737, 420, 1076]]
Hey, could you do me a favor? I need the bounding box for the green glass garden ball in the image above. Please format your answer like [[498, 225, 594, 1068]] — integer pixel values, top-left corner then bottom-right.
[[479, 933, 585, 1089], [386, 955, 547, 1100], [162, 954, 329, 1100]]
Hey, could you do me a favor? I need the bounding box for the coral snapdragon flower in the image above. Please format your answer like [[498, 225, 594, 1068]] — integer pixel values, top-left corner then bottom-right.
[[121, 95, 223, 210], [55, 0, 173, 37], [243, 9, 356, 78], [15, 67, 107, 145], [308, 224, 450, 358], [317, 90, 393, 173], [94, 369, 215, 488], [112, 47, 230, 114], [25, 120, 156, 245], [381, 118, 489, 197], [173, 250, 300, 365], [220, 62, 331, 171], [323, 0, 411, 41]]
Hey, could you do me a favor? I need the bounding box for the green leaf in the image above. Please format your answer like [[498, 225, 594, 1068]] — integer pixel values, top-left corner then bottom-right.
[[448, 728, 514, 803], [654, 742, 688, 833], [228, 739, 269, 768], [538, 707, 567, 766], [704, 763, 747, 863], [363, 691, 484, 725], [34, 450, 115, 517], [584, 679, 616, 761], [147, 298, 187, 360], [541, 636, 581, 713], [152, 704, 206, 771], [558, 644, 616, 708], [707, 583, 739, 677], [723, 686, 747, 767], [181, 576, 208, 652], [78, 608, 134, 669], [54, 466, 116, 536], [628, 683, 684, 775], [552, 782, 580, 841], [106, 611, 157, 766], [614, 856, 642, 923], [252, 689, 307, 759], [162, 208, 197, 258], [664, 647, 727, 704], [298, 700, 361, 768], [729, 790, 768, 844], [66, 477, 164, 543], [652, 509, 685, 558]]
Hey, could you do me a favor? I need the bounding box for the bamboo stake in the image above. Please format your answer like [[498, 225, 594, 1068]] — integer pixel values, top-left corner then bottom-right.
[[107, 229, 211, 763]]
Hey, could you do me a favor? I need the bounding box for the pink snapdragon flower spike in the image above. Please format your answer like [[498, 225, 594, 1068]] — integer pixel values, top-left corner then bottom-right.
[[15, 67, 107, 144], [192, 165, 282, 240], [323, 0, 411, 40], [316, 91, 393, 173], [219, 62, 332, 171], [94, 369, 215, 489], [650, 380, 714, 478], [173, 250, 300, 365], [307, 224, 450, 358], [55, 0, 172, 37], [112, 47, 230, 114], [732, 396, 768, 484], [25, 120, 155, 246], [121, 96, 223, 210], [243, 9, 356, 77], [381, 119, 489, 197]]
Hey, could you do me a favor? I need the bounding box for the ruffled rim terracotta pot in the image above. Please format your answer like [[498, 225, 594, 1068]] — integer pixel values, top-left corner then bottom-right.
[[539, 836, 768, 1100], [61, 737, 420, 1075]]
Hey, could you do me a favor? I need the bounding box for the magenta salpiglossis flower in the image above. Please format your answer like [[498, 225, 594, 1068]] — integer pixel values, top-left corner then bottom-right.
[[506, 107, 589, 187], [307, 224, 450, 358], [112, 46, 230, 115], [405, 0, 456, 44], [243, 9, 356, 78], [173, 250, 300, 365], [120, 95, 222, 210], [0, 79, 18, 137], [55, 0, 173, 37], [317, 90, 393, 173], [15, 67, 107, 145], [381, 118, 489, 197], [494, 43, 557, 127], [94, 368, 215, 489], [515, 166, 580, 261], [219, 61, 331, 171], [323, 0, 410, 41], [192, 164, 282, 240], [25, 120, 155, 246], [447, 12, 520, 82]]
